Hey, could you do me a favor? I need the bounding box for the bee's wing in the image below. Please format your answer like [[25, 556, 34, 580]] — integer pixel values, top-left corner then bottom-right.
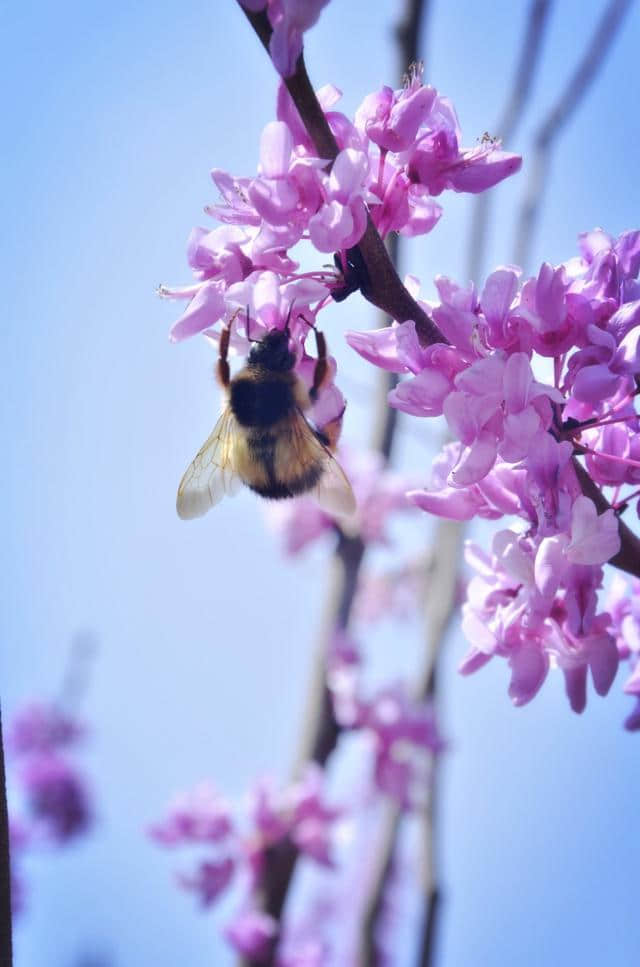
[[176, 408, 243, 520], [313, 451, 357, 518], [291, 410, 356, 519]]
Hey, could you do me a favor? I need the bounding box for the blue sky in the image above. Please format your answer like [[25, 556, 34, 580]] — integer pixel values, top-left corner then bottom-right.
[[2, 1, 639, 964]]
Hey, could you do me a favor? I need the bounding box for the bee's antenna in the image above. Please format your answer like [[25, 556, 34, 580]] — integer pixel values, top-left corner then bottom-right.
[[245, 305, 260, 343], [283, 303, 293, 337], [228, 307, 241, 335]]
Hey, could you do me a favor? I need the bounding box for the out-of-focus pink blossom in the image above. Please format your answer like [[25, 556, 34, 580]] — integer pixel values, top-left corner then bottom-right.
[[246, 765, 342, 872], [178, 857, 236, 908], [20, 756, 91, 843], [8, 702, 84, 757], [262, 0, 331, 77], [224, 908, 278, 958], [266, 448, 413, 553], [149, 783, 233, 845], [354, 556, 426, 624], [328, 636, 440, 808], [606, 574, 640, 729]]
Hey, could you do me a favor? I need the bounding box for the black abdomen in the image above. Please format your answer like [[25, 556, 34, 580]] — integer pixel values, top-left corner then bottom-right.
[[230, 378, 294, 427]]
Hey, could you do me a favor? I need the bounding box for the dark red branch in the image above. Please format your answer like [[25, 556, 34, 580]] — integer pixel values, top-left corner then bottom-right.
[[236, 3, 445, 347]]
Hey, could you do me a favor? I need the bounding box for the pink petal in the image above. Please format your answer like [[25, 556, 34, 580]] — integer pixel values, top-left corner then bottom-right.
[[563, 665, 587, 713], [572, 364, 620, 403], [407, 486, 481, 520], [449, 432, 498, 486], [259, 122, 293, 178], [481, 268, 519, 328], [503, 352, 532, 412], [329, 149, 368, 202], [345, 326, 407, 373], [390, 369, 451, 417], [588, 633, 619, 696], [508, 641, 549, 707], [169, 281, 226, 342], [567, 497, 621, 565]]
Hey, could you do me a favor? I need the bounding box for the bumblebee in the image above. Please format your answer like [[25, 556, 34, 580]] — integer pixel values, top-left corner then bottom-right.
[[176, 320, 356, 520]]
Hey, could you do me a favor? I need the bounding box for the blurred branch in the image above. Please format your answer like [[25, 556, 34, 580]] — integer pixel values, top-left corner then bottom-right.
[[513, 0, 633, 271], [0, 708, 13, 966], [236, 1, 446, 347], [356, 519, 463, 966], [467, 0, 552, 283], [415, 518, 462, 967], [59, 632, 98, 711]]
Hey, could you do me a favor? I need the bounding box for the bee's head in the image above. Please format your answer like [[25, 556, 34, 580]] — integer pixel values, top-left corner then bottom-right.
[[248, 328, 296, 372]]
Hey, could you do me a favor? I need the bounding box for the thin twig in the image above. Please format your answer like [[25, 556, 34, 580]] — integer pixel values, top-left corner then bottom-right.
[[0, 708, 13, 966], [467, 0, 551, 283], [513, 0, 633, 270], [415, 519, 462, 967], [239, 533, 366, 966]]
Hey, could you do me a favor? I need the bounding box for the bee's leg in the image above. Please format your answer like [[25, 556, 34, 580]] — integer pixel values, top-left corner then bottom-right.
[[317, 404, 346, 452], [310, 329, 330, 402], [217, 325, 231, 388]]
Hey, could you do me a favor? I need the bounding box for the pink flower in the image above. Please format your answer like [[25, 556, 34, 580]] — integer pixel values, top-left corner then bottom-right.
[[248, 121, 323, 230], [460, 517, 621, 714], [565, 495, 620, 565], [224, 908, 278, 958], [288, 764, 343, 867], [444, 352, 561, 486], [622, 662, 640, 731], [20, 755, 91, 843], [408, 444, 527, 521], [328, 646, 441, 808], [606, 575, 640, 729], [405, 96, 521, 195], [149, 783, 233, 846], [264, 0, 331, 77], [186, 224, 253, 284], [266, 448, 413, 553], [308, 149, 369, 251], [245, 766, 342, 872], [547, 615, 619, 714], [8, 703, 84, 757], [177, 857, 235, 908], [165, 279, 227, 342], [354, 70, 437, 153]]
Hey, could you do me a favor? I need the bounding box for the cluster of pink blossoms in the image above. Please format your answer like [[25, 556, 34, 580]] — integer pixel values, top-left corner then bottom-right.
[[349, 228, 640, 725], [161, 65, 520, 446], [328, 631, 441, 808], [150, 765, 342, 959], [7, 702, 93, 915]]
